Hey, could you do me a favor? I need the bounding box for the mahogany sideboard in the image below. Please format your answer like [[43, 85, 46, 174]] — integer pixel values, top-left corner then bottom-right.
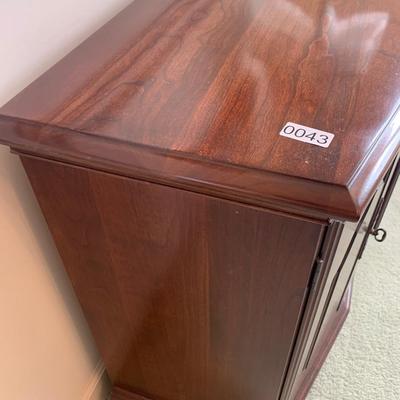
[[1, 1, 399, 399]]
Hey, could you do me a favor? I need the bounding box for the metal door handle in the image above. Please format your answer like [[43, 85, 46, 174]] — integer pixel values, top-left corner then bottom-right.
[[371, 228, 387, 243]]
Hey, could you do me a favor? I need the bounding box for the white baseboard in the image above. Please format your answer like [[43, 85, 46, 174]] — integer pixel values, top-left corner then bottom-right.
[[83, 360, 112, 400]]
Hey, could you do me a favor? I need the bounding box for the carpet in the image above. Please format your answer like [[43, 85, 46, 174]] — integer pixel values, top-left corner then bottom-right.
[[307, 184, 400, 399]]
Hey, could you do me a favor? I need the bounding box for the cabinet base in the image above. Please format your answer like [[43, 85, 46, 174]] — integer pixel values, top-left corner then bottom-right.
[[111, 284, 352, 400], [111, 387, 153, 400], [292, 282, 353, 400]]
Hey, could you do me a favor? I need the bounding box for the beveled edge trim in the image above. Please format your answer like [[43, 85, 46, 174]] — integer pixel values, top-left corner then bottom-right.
[[1, 115, 397, 222]]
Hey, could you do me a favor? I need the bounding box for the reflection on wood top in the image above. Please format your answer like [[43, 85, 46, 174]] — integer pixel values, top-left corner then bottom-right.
[[1, 0, 399, 220]]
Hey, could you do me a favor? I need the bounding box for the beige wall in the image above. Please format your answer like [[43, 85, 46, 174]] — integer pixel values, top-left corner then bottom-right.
[[0, 1, 132, 399]]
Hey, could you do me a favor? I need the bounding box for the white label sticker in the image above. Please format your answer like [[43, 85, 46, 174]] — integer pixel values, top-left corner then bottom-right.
[[279, 122, 335, 148]]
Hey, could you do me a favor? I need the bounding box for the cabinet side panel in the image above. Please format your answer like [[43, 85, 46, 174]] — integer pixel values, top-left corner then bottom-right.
[[21, 156, 323, 400]]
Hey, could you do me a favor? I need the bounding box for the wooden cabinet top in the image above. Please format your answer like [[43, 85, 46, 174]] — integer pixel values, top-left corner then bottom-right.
[[1, 0, 399, 221]]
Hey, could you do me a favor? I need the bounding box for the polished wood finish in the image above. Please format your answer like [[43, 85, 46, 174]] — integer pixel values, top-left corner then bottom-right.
[[1, 2, 399, 399], [22, 156, 324, 400], [1, 0, 400, 220]]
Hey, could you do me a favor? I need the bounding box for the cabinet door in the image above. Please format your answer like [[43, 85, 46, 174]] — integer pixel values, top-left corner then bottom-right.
[[21, 156, 324, 400], [324, 155, 400, 334], [285, 154, 399, 400], [303, 189, 382, 371]]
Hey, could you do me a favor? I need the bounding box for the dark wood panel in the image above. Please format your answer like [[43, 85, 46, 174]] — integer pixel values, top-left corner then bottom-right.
[[21, 156, 324, 400], [1, 0, 399, 220]]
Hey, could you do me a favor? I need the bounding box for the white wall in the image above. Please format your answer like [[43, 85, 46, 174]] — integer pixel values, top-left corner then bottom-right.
[[0, 1, 133, 399]]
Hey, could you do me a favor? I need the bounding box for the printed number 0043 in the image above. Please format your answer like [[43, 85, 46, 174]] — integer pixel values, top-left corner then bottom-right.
[[283, 125, 329, 145]]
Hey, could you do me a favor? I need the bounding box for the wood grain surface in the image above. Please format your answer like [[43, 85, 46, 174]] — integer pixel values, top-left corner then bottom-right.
[[22, 155, 324, 400], [1, 0, 399, 220]]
